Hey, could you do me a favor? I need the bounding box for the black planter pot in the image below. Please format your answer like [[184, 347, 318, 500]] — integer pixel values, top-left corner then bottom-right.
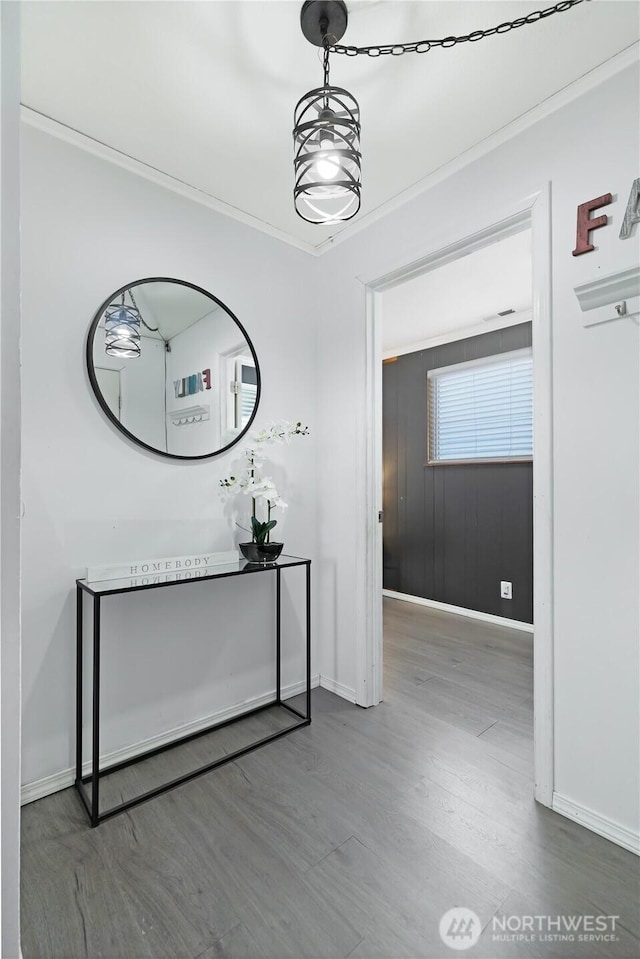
[[239, 542, 284, 565]]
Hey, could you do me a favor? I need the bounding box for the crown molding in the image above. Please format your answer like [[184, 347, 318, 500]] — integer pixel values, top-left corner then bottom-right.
[[21, 42, 638, 259], [20, 105, 318, 257], [314, 42, 640, 256]]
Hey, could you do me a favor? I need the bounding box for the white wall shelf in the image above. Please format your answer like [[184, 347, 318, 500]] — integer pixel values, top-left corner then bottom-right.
[[574, 265, 640, 327], [168, 403, 210, 426]]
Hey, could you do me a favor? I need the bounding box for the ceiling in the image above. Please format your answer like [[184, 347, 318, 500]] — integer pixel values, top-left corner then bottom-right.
[[21, 1, 639, 251], [131, 282, 220, 343], [382, 229, 531, 353], [100, 282, 221, 342]]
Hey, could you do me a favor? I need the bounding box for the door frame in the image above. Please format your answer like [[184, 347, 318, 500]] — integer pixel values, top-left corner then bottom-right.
[[357, 185, 554, 806]]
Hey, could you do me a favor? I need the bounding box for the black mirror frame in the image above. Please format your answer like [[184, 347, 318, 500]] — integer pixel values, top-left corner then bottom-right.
[[86, 276, 262, 461]]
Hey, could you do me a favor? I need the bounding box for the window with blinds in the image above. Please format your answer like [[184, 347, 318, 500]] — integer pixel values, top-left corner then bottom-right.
[[239, 362, 258, 428], [427, 348, 533, 464]]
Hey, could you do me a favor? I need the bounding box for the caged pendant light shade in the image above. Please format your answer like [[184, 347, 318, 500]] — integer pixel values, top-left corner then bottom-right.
[[293, 86, 361, 224], [104, 288, 160, 358], [293, 1, 361, 225], [104, 298, 141, 358]]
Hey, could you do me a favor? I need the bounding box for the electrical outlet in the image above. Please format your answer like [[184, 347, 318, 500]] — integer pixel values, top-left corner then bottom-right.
[[500, 581, 513, 600]]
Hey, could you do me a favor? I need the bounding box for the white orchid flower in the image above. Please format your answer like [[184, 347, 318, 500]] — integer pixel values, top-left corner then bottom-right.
[[250, 478, 280, 500], [219, 419, 308, 540], [241, 446, 264, 466], [251, 428, 273, 445]]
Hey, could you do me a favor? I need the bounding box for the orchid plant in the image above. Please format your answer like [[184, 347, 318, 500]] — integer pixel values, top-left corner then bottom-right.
[[220, 421, 309, 546]]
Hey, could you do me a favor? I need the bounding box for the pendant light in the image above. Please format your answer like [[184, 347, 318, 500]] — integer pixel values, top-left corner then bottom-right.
[[293, 0, 587, 225], [104, 289, 158, 358], [293, 1, 361, 224]]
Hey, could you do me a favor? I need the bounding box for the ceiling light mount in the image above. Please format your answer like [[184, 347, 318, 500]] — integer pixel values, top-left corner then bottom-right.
[[300, 0, 348, 47]]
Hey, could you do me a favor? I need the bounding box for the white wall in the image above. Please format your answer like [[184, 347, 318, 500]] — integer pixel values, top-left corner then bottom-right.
[[316, 62, 640, 840], [166, 309, 246, 456], [95, 331, 166, 451], [1, 3, 22, 954], [21, 126, 318, 790]]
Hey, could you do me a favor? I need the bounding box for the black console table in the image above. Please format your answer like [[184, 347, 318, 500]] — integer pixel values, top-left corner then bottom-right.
[[76, 555, 311, 827]]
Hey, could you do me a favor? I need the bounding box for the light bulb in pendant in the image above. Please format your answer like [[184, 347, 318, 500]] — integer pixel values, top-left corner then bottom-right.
[[317, 135, 339, 180]]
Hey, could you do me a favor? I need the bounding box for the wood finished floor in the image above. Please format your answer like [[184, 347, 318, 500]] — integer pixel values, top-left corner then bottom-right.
[[21, 599, 640, 959]]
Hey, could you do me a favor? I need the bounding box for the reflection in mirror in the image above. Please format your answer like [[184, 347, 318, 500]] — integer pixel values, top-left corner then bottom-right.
[[88, 279, 260, 459]]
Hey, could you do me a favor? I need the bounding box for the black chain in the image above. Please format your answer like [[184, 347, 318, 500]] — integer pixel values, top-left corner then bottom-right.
[[327, 0, 586, 57]]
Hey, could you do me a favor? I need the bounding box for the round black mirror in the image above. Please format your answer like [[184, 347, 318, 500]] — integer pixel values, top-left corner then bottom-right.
[[87, 278, 261, 459]]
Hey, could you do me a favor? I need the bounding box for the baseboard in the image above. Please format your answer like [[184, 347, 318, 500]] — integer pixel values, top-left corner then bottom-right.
[[20, 675, 320, 805], [553, 792, 640, 855], [319, 675, 357, 704], [382, 589, 534, 633]]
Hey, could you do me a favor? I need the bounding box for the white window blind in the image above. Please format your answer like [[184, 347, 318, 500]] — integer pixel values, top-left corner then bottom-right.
[[240, 363, 258, 428], [427, 348, 533, 464]]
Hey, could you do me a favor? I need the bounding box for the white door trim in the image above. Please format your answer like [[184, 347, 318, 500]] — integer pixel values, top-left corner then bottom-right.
[[358, 185, 554, 806], [357, 285, 384, 708], [529, 184, 554, 806], [1, 3, 23, 954]]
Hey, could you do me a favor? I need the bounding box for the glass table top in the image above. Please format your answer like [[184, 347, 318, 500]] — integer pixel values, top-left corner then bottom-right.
[[78, 554, 310, 595]]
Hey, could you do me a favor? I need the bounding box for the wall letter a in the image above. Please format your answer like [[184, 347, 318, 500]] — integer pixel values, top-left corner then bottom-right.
[[619, 178, 640, 239]]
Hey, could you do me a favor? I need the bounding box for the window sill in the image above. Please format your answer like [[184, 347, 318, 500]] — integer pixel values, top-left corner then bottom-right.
[[425, 457, 533, 466]]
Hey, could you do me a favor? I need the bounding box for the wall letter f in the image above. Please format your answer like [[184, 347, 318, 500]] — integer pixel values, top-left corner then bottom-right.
[[572, 193, 612, 256]]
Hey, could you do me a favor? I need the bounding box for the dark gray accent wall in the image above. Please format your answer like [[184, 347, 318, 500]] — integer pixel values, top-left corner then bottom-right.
[[383, 323, 533, 623]]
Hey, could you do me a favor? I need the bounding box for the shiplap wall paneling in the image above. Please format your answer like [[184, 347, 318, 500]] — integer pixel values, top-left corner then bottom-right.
[[382, 323, 533, 624]]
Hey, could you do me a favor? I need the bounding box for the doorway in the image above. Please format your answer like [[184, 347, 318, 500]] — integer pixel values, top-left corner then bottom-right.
[[358, 191, 554, 804], [382, 230, 534, 623]]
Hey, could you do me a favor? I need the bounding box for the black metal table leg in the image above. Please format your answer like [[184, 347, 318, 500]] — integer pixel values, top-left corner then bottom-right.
[[91, 596, 101, 827], [75, 585, 83, 787], [276, 567, 281, 705], [306, 563, 311, 721]]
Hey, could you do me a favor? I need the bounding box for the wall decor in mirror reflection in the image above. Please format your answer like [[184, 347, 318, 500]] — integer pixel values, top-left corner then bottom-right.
[[87, 278, 261, 459]]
